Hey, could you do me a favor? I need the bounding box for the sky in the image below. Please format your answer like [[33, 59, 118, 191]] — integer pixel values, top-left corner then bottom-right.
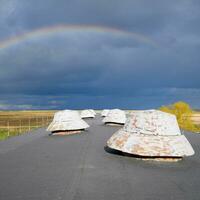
[[0, 0, 200, 110]]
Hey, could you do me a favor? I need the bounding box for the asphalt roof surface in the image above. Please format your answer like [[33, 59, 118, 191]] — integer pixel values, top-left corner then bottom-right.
[[0, 115, 200, 200]]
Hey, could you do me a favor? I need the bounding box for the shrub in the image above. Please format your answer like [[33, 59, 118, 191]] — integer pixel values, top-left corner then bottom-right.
[[160, 101, 200, 133]]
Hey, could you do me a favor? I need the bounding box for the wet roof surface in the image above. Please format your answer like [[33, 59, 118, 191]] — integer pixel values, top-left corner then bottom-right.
[[0, 115, 200, 200]]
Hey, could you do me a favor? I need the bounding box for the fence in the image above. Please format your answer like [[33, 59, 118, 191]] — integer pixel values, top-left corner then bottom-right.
[[0, 116, 53, 138]]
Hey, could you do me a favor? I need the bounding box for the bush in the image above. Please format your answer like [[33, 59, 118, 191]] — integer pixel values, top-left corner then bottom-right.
[[160, 101, 200, 133]]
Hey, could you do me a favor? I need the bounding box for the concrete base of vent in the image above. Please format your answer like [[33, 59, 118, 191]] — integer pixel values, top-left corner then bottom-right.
[[105, 146, 183, 162], [105, 122, 124, 126], [82, 117, 95, 119], [51, 130, 83, 136], [139, 157, 182, 162]]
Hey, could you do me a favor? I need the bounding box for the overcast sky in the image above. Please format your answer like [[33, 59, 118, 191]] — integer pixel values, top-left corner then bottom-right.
[[0, 0, 200, 109]]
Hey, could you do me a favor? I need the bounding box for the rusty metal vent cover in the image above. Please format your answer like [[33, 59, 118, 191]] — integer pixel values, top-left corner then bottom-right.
[[47, 110, 89, 131], [80, 110, 95, 118], [107, 110, 194, 157], [89, 109, 96, 115], [103, 109, 126, 124], [101, 109, 110, 117]]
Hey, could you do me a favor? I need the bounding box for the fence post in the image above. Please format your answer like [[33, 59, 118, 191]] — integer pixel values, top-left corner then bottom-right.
[[29, 118, 31, 131], [7, 121, 10, 137], [19, 119, 22, 133], [36, 117, 38, 128]]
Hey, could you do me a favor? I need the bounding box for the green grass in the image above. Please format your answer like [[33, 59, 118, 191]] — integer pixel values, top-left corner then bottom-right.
[[0, 127, 42, 141], [0, 130, 8, 140]]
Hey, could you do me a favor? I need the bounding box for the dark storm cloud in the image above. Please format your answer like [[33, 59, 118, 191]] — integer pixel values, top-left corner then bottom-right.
[[0, 33, 199, 95], [1, 0, 200, 38], [0, 0, 200, 109]]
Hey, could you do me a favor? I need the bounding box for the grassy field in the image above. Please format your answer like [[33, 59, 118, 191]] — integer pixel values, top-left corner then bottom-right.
[[0, 110, 56, 140], [186, 112, 200, 125]]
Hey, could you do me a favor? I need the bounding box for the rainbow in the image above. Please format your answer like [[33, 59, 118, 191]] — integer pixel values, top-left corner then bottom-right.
[[0, 24, 158, 49]]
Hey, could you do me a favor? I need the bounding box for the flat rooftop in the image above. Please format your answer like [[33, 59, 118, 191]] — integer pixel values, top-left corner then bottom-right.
[[0, 115, 200, 200]]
